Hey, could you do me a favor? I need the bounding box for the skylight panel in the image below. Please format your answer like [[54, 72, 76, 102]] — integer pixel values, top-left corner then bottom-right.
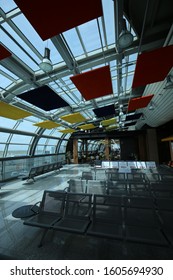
[[59, 93, 76, 106], [1, 1, 17, 13], [126, 75, 134, 90], [1, 23, 39, 71], [72, 89, 82, 100], [0, 65, 18, 80], [0, 72, 13, 88], [128, 64, 136, 72], [101, 0, 115, 45], [12, 14, 62, 65], [63, 28, 85, 57], [78, 20, 101, 53]]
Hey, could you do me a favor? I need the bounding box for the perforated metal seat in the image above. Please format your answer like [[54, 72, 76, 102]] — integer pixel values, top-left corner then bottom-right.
[[52, 192, 92, 234], [160, 174, 173, 183], [105, 171, 126, 182], [124, 196, 155, 209], [124, 197, 167, 245], [67, 179, 87, 193], [86, 180, 107, 195], [23, 190, 66, 228], [126, 172, 147, 183], [150, 182, 173, 197], [81, 171, 94, 180], [125, 225, 168, 245], [107, 180, 128, 196], [87, 194, 124, 239], [129, 182, 151, 196]]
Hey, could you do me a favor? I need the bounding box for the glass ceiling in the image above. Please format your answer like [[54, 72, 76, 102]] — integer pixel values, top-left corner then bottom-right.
[[0, 0, 138, 138]]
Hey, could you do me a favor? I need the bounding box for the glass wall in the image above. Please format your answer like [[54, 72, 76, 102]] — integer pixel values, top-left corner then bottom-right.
[[0, 115, 69, 181], [0, 154, 65, 181]]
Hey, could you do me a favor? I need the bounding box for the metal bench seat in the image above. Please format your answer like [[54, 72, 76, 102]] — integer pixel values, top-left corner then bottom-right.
[[125, 225, 168, 246], [67, 179, 87, 193], [87, 194, 124, 239], [24, 190, 66, 228], [52, 193, 92, 234]]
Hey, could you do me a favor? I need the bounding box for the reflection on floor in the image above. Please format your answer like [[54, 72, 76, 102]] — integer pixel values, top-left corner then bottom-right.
[[0, 164, 173, 260]]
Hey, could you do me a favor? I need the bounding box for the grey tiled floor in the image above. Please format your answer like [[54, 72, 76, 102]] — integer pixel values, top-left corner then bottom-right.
[[0, 164, 173, 260]]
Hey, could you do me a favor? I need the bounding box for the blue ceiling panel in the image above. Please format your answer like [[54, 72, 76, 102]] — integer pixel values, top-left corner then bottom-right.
[[93, 104, 115, 118], [18, 85, 69, 111]]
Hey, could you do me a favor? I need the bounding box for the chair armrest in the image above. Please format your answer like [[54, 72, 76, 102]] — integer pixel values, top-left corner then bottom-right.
[[31, 201, 41, 214], [62, 186, 69, 192]]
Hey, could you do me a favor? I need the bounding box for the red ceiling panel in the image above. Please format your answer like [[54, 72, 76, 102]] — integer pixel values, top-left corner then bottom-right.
[[132, 45, 173, 88], [0, 44, 12, 60], [70, 66, 113, 101], [128, 94, 154, 112], [14, 0, 103, 41]]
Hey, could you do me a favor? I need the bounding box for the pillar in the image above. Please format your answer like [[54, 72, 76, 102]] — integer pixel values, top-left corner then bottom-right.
[[146, 129, 159, 163], [73, 139, 78, 164], [105, 138, 110, 160]]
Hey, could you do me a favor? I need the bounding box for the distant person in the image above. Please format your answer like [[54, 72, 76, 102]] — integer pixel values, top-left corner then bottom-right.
[[66, 151, 71, 164]]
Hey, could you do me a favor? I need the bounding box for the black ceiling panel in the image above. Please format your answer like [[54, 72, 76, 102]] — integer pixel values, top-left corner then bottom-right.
[[93, 104, 115, 118], [18, 85, 69, 111], [125, 113, 142, 121], [124, 121, 137, 127]]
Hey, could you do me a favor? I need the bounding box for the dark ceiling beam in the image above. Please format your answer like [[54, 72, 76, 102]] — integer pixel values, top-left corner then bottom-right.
[[51, 35, 80, 74]]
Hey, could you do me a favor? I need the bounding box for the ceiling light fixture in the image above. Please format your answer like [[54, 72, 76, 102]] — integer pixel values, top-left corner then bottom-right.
[[141, 114, 145, 120], [78, 97, 85, 106], [149, 101, 154, 110], [118, 19, 134, 48], [119, 111, 124, 117], [164, 75, 173, 89], [39, 47, 53, 72]]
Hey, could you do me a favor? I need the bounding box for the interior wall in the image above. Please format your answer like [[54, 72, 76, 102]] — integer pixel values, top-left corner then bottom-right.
[[120, 136, 139, 160], [138, 133, 147, 161], [156, 119, 173, 163], [146, 129, 159, 163]]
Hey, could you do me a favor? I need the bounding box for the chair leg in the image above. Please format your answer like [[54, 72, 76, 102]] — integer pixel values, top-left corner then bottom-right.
[[38, 228, 49, 248]]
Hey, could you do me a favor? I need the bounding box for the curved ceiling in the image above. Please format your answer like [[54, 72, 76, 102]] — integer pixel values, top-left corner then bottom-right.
[[0, 0, 173, 136]]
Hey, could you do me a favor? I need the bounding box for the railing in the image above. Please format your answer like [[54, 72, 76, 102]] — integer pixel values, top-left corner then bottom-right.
[[0, 154, 66, 182]]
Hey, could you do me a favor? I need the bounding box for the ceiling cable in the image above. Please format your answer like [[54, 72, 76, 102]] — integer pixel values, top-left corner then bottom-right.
[[138, 0, 150, 55], [125, 0, 150, 117], [97, 18, 107, 65]]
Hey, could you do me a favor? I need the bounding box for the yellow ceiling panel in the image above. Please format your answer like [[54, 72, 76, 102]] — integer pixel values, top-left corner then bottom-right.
[[105, 124, 118, 130], [58, 129, 76, 133], [161, 136, 173, 142], [33, 120, 61, 129], [60, 112, 86, 123], [78, 124, 96, 130], [0, 101, 32, 120], [101, 118, 117, 126]]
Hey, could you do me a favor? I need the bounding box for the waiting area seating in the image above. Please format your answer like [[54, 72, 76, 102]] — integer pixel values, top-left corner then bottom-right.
[[22, 191, 171, 248], [87, 194, 124, 240], [22, 161, 173, 248], [22, 161, 63, 182]]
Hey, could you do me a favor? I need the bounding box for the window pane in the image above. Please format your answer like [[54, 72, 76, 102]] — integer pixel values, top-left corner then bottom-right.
[[7, 144, 30, 156], [0, 144, 6, 157], [10, 134, 32, 144]]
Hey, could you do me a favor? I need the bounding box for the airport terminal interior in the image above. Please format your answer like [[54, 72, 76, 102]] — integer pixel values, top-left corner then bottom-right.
[[1, 0, 173, 260]]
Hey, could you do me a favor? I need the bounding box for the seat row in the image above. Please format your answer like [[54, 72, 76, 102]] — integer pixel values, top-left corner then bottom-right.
[[23, 190, 173, 248], [81, 169, 173, 183], [81, 170, 149, 182], [22, 161, 63, 182], [66, 179, 173, 198]]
